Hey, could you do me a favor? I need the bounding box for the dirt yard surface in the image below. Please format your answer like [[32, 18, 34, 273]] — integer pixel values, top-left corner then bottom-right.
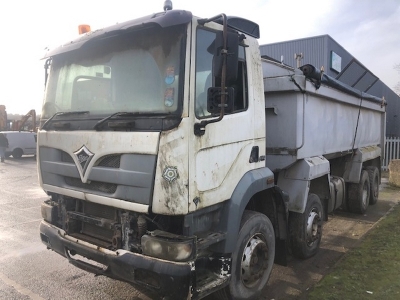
[[259, 176, 400, 300], [2, 158, 397, 300], [204, 176, 400, 300]]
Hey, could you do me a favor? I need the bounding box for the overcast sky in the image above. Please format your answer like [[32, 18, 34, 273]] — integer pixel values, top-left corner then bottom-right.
[[1, 0, 399, 114]]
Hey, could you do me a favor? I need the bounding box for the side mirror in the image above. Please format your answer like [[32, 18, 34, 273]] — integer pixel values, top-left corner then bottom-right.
[[207, 87, 235, 114], [213, 31, 239, 82]]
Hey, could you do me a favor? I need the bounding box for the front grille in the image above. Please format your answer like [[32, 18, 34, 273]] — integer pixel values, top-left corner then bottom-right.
[[61, 151, 74, 163], [40, 147, 155, 205], [97, 155, 121, 168], [65, 177, 117, 194], [61, 151, 121, 168]]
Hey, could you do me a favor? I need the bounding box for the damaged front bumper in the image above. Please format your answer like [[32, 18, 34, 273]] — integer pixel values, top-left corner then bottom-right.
[[39, 221, 193, 299]]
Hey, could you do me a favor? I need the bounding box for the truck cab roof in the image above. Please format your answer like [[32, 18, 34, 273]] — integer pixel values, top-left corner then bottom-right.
[[43, 10, 261, 59], [43, 10, 193, 59]]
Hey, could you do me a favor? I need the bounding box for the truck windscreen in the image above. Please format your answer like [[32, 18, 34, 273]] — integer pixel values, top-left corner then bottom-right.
[[42, 25, 186, 119]]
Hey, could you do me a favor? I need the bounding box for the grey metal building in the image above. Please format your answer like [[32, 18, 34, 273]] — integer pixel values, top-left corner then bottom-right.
[[260, 35, 400, 137]]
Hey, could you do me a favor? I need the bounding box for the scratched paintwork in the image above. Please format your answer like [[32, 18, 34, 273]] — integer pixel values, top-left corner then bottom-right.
[[195, 141, 251, 191], [152, 118, 190, 215], [187, 32, 266, 213]]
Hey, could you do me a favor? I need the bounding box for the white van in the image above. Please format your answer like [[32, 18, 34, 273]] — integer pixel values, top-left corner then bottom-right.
[[2, 131, 37, 158]]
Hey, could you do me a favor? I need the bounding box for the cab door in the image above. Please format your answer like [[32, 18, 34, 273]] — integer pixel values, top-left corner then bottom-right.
[[188, 22, 265, 213]]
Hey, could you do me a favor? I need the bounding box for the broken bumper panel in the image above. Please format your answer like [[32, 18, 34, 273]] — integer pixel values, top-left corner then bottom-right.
[[39, 221, 192, 299]]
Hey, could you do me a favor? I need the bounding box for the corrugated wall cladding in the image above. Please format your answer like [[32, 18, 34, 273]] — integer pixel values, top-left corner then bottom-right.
[[259, 36, 327, 71], [380, 85, 400, 137]]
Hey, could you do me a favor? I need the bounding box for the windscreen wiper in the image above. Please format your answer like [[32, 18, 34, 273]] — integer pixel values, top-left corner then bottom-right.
[[94, 112, 137, 131], [41, 111, 89, 130]]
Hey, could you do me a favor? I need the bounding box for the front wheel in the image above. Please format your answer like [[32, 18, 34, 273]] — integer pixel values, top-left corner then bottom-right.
[[216, 210, 275, 300], [289, 193, 323, 259]]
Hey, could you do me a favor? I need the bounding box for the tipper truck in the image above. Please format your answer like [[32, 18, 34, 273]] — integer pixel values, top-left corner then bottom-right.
[[38, 2, 386, 299]]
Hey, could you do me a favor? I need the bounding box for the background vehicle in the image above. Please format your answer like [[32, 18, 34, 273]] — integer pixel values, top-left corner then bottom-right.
[[0, 107, 37, 132], [3, 131, 37, 158], [38, 2, 386, 299], [10, 109, 37, 132]]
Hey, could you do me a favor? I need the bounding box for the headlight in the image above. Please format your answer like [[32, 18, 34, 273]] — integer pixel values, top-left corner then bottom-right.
[[141, 234, 195, 262]]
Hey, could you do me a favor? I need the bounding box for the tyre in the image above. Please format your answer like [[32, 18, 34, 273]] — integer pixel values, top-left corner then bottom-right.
[[289, 193, 323, 259], [12, 148, 23, 159], [347, 170, 370, 214], [366, 166, 379, 205], [216, 210, 275, 300]]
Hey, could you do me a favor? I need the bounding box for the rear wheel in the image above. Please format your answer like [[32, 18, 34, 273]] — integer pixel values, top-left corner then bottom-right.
[[366, 166, 379, 205], [216, 210, 275, 300], [289, 194, 323, 259], [347, 170, 370, 214], [12, 148, 23, 159]]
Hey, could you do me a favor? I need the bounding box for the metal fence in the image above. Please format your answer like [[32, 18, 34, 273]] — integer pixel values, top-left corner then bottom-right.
[[383, 137, 400, 171]]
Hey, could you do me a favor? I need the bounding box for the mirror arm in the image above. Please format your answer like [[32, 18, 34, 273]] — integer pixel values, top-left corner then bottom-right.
[[194, 14, 228, 136], [44, 58, 51, 89]]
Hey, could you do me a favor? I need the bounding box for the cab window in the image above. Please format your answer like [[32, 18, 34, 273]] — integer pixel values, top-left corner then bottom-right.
[[195, 28, 248, 119]]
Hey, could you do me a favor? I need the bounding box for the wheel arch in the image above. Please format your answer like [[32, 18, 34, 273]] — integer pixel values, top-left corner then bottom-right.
[[343, 146, 381, 183], [277, 156, 330, 214], [209, 168, 287, 257], [245, 186, 290, 266], [309, 175, 331, 221]]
